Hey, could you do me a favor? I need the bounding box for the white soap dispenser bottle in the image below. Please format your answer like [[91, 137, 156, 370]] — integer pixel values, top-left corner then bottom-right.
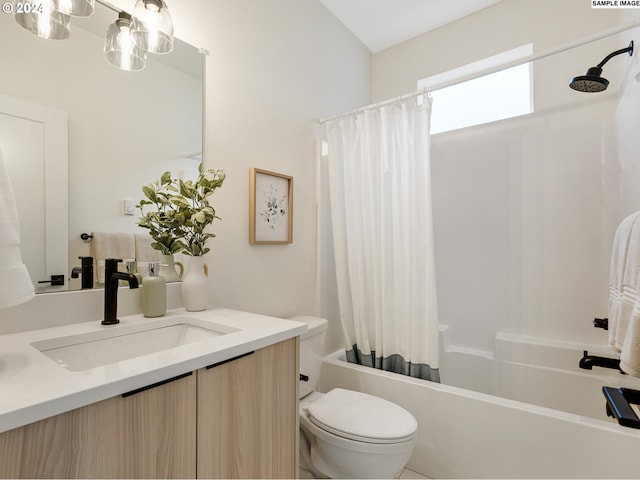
[[142, 261, 166, 318]]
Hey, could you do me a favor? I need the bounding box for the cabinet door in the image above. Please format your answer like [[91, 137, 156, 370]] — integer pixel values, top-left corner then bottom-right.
[[0, 372, 196, 479], [197, 338, 299, 479]]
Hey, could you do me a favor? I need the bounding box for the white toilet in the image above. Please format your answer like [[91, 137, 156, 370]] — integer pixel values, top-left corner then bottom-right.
[[292, 315, 418, 479]]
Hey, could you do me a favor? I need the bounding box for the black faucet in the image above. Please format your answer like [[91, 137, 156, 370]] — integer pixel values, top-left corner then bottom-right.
[[579, 350, 624, 372], [71, 256, 94, 289], [103, 258, 139, 326]]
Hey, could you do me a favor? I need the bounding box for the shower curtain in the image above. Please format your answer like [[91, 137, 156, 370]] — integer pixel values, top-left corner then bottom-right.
[[323, 95, 439, 382]]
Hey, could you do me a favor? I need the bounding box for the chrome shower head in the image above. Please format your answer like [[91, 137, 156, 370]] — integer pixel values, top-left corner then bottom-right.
[[569, 41, 634, 93]]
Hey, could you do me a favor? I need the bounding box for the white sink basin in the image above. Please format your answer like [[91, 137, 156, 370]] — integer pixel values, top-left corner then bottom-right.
[[31, 317, 238, 371]]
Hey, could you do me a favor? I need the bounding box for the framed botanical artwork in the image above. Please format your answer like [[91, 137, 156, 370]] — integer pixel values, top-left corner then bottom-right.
[[249, 168, 293, 244]]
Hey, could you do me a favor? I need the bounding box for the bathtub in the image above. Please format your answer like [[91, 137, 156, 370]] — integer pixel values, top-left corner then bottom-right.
[[317, 329, 640, 478]]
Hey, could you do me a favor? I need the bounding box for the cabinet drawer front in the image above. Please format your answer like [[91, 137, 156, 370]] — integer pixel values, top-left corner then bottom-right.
[[197, 337, 299, 479], [0, 373, 197, 479]]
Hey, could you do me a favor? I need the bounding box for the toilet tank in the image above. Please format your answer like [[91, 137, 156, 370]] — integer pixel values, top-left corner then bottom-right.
[[290, 315, 328, 399]]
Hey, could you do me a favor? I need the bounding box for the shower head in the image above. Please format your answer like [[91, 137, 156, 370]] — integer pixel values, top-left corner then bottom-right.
[[569, 66, 609, 92], [569, 40, 634, 93]]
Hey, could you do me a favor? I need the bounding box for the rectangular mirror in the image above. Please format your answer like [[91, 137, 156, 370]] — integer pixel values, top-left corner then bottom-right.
[[0, 0, 204, 292]]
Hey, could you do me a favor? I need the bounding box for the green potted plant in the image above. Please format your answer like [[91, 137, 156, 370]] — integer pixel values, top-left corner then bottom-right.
[[137, 171, 185, 282], [171, 163, 226, 257], [173, 163, 225, 311], [138, 163, 225, 311]]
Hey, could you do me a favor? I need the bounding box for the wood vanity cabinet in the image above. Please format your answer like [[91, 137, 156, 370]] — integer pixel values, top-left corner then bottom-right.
[[197, 336, 299, 479], [0, 371, 197, 478], [0, 337, 299, 479]]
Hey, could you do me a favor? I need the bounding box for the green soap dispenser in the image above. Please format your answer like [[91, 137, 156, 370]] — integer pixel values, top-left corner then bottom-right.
[[142, 261, 166, 318]]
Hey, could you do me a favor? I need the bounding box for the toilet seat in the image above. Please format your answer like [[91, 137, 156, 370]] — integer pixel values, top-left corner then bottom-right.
[[304, 388, 417, 444]]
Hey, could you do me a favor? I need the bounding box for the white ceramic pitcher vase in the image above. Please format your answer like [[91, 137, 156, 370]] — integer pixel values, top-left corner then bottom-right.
[[159, 254, 184, 283], [181, 255, 209, 312]]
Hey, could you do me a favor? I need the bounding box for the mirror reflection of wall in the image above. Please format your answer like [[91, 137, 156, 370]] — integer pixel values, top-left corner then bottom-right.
[[0, 1, 203, 292]]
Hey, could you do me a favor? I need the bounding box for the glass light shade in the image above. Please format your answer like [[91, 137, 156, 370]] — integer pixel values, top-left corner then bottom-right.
[[53, 0, 94, 17], [14, 0, 70, 40], [130, 0, 174, 54], [104, 13, 146, 72]]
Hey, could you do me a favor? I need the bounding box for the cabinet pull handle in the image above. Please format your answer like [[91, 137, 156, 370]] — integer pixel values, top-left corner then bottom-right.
[[206, 351, 254, 369], [121, 371, 193, 398]]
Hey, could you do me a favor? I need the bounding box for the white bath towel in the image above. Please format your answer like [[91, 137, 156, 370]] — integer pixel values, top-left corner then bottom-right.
[[608, 211, 640, 351], [90, 232, 135, 284], [0, 147, 34, 309], [620, 306, 640, 377], [607, 211, 640, 377], [134, 232, 159, 264]]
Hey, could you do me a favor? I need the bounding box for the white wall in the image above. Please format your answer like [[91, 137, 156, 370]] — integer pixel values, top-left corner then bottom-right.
[[165, 0, 370, 318], [372, 0, 621, 103], [615, 10, 640, 219], [370, 0, 633, 352]]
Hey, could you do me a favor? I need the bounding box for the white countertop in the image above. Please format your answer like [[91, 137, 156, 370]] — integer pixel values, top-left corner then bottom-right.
[[0, 307, 306, 434]]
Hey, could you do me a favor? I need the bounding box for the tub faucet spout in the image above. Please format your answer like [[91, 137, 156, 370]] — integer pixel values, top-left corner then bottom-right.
[[579, 350, 623, 372], [103, 258, 139, 326]]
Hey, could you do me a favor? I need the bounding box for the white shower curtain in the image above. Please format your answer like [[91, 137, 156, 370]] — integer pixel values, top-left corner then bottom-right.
[[324, 95, 439, 382]]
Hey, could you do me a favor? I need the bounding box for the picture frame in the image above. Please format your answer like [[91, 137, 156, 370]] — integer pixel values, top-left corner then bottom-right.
[[249, 168, 293, 244]]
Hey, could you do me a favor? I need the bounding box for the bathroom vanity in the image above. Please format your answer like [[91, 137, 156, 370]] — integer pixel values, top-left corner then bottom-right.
[[0, 308, 304, 478]]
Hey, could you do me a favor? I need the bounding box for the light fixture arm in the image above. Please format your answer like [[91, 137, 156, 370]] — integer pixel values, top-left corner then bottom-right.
[[596, 40, 634, 68]]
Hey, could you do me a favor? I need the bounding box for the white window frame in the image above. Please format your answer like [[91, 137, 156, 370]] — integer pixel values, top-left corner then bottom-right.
[[418, 44, 534, 134]]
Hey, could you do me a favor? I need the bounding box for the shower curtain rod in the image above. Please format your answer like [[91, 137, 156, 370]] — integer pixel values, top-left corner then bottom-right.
[[318, 19, 640, 125]]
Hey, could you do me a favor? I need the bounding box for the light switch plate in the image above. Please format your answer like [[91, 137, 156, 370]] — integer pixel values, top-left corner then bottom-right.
[[123, 199, 136, 216]]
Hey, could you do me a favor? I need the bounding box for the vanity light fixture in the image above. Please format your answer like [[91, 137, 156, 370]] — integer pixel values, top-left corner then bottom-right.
[[104, 12, 146, 71], [130, 0, 174, 54], [14, 0, 71, 40], [52, 0, 95, 17]]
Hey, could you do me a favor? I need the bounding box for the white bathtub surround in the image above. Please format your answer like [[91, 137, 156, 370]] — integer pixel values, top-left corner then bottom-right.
[[322, 95, 439, 382], [446, 329, 640, 422], [319, 349, 640, 479], [0, 147, 34, 309]]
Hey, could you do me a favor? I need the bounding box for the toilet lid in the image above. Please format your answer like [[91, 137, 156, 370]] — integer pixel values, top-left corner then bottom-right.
[[305, 388, 417, 444]]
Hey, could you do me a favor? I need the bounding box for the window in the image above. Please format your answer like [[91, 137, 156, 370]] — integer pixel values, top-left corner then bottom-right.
[[418, 44, 533, 134]]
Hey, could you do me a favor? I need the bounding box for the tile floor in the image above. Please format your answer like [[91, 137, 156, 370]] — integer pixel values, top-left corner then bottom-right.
[[399, 468, 429, 479], [300, 466, 429, 479]]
